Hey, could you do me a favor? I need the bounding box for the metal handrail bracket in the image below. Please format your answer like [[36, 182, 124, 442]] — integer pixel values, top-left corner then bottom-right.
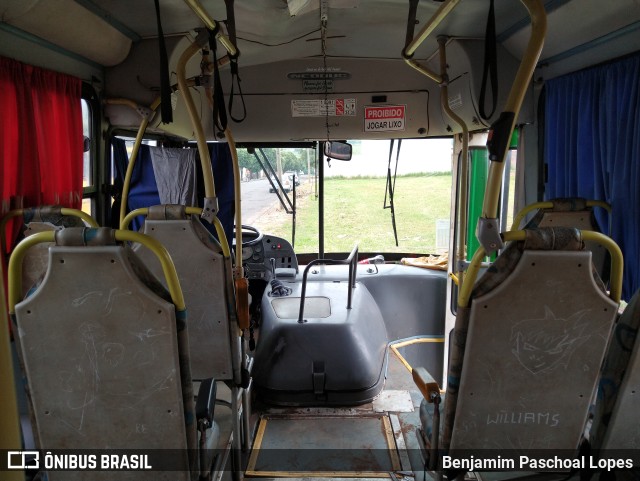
[[297, 244, 359, 323]]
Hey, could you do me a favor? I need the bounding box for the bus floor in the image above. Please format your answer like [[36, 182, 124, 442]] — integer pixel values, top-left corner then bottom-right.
[[231, 350, 427, 481]]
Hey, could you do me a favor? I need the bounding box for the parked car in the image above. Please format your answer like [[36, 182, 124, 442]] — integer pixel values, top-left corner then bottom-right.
[[268, 175, 291, 193], [285, 171, 301, 187]]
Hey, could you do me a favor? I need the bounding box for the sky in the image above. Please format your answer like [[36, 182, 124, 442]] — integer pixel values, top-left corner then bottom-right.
[[324, 138, 453, 177]]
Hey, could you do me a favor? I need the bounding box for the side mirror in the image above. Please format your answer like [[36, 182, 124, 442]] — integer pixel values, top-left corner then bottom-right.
[[324, 141, 352, 161]]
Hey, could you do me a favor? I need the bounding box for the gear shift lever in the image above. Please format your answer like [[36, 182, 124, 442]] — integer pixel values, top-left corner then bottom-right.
[[270, 258, 277, 279], [269, 257, 291, 297]]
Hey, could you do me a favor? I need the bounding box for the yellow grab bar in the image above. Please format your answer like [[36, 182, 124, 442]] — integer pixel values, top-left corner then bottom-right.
[[510, 200, 613, 231], [119, 97, 162, 228], [224, 128, 243, 274], [458, 229, 623, 308], [583, 230, 623, 303], [438, 37, 469, 288], [8, 229, 186, 314], [481, 0, 546, 222], [0, 231, 22, 466], [177, 38, 216, 203], [1, 207, 98, 260], [121, 207, 231, 259], [183, 0, 238, 57], [402, 0, 462, 83]]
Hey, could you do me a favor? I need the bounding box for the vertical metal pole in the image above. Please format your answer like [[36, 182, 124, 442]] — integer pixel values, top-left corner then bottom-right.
[[438, 36, 469, 289], [0, 259, 24, 481], [318, 143, 325, 258], [241, 341, 251, 452], [292, 180, 296, 248], [231, 385, 242, 481]]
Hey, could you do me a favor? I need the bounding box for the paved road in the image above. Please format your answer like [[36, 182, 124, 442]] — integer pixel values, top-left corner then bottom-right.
[[240, 179, 274, 224], [241, 176, 309, 224]]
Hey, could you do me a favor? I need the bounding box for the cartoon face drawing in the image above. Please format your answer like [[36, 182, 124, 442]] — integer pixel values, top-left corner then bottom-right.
[[511, 307, 591, 374]]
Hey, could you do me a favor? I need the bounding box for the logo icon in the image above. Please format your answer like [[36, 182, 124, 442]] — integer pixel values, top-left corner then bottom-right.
[[7, 451, 40, 470]]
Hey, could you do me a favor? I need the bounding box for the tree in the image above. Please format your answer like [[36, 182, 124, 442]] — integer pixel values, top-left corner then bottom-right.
[[237, 148, 262, 173]]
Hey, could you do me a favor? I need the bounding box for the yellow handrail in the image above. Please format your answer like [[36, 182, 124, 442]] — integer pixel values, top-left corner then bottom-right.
[[458, 229, 623, 308], [481, 0, 546, 221], [583, 230, 623, 303], [0, 232, 22, 472], [438, 37, 469, 288], [177, 39, 216, 202], [121, 208, 150, 232], [402, 0, 462, 83], [118, 97, 162, 228], [183, 0, 238, 57], [121, 207, 231, 259], [8, 229, 186, 313], [224, 128, 243, 274], [510, 200, 613, 231], [1, 208, 98, 260], [510, 201, 554, 230], [116, 231, 186, 310], [8, 231, 55, 314], [60, 208, 98, 228]]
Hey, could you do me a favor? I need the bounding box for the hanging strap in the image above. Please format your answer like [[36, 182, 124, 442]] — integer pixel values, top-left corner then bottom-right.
[[153, 0, 173, 124], [479, 0, 498, 121], [404, 0, 420, 54], [209, 28, 228, 135], [228, 59, 247, 122], [224, 0, 247, 122]]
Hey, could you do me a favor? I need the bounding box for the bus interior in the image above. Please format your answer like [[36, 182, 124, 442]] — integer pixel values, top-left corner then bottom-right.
[[1, 0, 640, 480]]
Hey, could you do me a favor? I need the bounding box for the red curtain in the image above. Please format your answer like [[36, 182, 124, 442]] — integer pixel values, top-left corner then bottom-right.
[[0, 56, 83, 254]]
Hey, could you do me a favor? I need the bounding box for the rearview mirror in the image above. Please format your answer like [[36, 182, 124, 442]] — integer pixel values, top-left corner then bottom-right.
[[324, 141, 352, 161]]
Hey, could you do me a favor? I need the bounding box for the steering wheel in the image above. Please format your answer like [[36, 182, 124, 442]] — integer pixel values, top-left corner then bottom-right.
[[238, 224, 264, 247]]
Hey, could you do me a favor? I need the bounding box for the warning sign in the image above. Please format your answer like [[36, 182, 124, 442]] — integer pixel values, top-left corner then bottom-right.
[[291, 99, 356, 117], [364, 105, 406, 132]]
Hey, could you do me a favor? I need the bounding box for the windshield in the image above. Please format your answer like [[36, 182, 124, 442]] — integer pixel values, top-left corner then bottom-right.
[[239, 138, 453, 256]]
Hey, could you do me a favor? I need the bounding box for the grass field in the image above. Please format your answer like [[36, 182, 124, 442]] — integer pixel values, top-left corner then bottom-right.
[[253, 174, 453, 254]]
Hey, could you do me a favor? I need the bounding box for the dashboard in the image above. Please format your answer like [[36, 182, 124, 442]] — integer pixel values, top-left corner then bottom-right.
[[243, 234, 298, 280]]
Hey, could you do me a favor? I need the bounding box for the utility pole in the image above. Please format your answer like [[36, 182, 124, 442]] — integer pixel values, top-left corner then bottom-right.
[[306, 149, 311, 184], [276, 148, 284, 195]]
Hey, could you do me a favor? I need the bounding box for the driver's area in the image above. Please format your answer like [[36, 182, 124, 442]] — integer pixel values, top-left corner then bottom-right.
[[238, 225, 298, 283]]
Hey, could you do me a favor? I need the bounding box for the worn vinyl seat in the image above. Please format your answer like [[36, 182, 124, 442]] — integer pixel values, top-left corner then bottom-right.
[[414, 227, 621, 469], [8, 227, 219, 481], [590, 289, 640, 453]]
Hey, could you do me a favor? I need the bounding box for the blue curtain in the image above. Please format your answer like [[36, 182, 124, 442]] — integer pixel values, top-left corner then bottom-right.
[[545, 53, 640, 301], [112, 139, 235, 243]]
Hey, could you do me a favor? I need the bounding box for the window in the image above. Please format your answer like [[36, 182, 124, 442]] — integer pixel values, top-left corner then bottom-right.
[[241, 139, 454, 256], [81, 98, 93, 216]]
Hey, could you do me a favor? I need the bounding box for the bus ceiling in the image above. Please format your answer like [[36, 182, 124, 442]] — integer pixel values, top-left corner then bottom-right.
[[1, 0, 639, 141]]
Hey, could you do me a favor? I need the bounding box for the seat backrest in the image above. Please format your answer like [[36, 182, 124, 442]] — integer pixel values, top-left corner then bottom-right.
[[591, 289, 640, 450], [9, 227, 195, 480], [445, 228, 619, 452], [1, 206, 97, 298], [515, 198, 611, 281], [130, 205, 239, 382]]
